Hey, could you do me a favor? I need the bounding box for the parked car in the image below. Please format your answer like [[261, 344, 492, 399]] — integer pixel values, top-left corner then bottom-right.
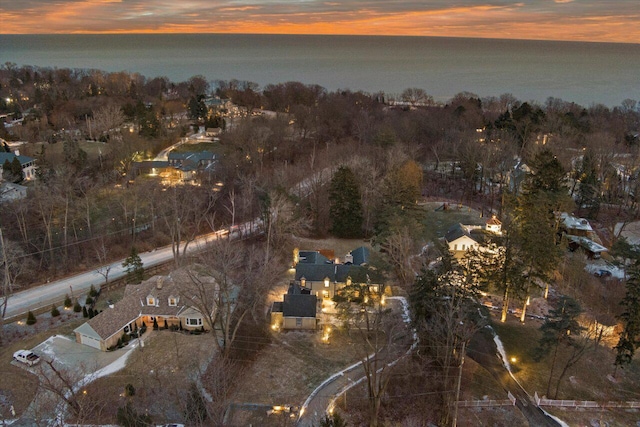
[[594, 269, 612, 277], [13, 350, 40, 366]]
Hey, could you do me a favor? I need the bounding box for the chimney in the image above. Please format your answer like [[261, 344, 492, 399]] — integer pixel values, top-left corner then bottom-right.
[[156, 277, 164, 290], [14, 149, 20, 156]]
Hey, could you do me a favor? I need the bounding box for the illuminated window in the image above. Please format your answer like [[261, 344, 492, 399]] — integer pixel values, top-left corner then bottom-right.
[[322, 290, 329, 299], [168, 296, 178, 306], [324, 277, 330, 288], [146, 296, 155, 306]]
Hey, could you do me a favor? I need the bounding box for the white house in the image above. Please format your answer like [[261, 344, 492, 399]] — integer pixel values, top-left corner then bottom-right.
[[445, 223, 481, 256]]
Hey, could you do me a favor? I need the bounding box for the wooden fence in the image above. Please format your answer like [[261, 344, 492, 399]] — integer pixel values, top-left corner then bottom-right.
[[457, 392, 516, 408], [534, 392, 640, 409]]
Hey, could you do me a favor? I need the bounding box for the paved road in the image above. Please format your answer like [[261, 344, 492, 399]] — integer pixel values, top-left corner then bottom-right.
[[4, 222, 259, 320]]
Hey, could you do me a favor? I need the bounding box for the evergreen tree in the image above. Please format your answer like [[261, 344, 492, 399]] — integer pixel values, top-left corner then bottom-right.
[[576, 150, 601, 218], [73, 300, 82, 313], [328, 166, 363, 238], [82, 306, 88, 318], [615, 263, 640, 371], [8, 157, 23, 182], [26, 310, 37, 325], [122, 247, 144, 284], [50, 304, 60, 317], [64, 294, 73, 308]]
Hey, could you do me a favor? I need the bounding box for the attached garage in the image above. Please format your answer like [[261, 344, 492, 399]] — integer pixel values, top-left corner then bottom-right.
[[74, 323, 104, 350]]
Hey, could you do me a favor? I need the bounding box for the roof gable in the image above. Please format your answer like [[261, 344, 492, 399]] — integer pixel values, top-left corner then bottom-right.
[[295, 264, 336, 282], [283, 294, 317, 318]]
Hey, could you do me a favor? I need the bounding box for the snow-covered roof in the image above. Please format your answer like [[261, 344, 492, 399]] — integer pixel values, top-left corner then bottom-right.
[[561, 213, 593, 232]]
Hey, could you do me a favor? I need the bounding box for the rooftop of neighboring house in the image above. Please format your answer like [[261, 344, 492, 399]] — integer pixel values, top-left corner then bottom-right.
[[167, 151, 216, 163], [272, 283, 317, 318], [444, 223, 478, 244], [294, 246, 372, 281], [561, 212, 593, 232], [0, 152, 35, 166], [0, 182, 27, 202], [566, 235, 608, 254], [486, 216, 502, 226]]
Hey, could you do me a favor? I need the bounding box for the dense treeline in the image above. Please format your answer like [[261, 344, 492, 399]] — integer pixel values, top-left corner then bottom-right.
[[1, 63, 639, 284]]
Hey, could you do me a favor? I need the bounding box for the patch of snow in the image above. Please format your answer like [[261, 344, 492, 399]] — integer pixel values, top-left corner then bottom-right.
[[492, 332, 512, 373], [541, 408, 570, 427], [585, 262, 626, 279]]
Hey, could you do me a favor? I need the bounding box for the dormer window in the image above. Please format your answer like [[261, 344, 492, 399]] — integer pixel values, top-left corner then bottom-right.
[[168, 296, 178, 306], [300, 277, 306, 288], [346, 276, 352, 286], [146, 296, 155, 306], [324, 277, 330, 288]]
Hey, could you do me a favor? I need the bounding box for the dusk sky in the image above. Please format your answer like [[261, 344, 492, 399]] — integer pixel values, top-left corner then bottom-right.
[[1, 0, 639, 43]]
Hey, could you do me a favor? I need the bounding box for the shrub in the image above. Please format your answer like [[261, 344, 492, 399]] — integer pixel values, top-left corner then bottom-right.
[[51, 305, 60, 317], [124, 383, 136, 397], [122, 333, 130, 343], [64, 294, 72, 308], [85, 296, 93, 306], [26, 310, 37, 325], [73, 300, 82, 313], [89, 284, 98, 297], [88, 307, 95, 318], [82, 306, 88, 318]]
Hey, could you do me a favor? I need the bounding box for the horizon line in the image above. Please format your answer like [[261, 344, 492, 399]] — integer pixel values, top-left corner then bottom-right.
[[2, 32, 639, 46]]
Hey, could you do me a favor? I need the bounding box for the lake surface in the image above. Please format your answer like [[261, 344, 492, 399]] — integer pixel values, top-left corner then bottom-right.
[[1, 34, 639, 107]]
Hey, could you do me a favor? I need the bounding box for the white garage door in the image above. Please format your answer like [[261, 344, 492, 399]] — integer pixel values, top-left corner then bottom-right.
[[80, 334, 102, 350]]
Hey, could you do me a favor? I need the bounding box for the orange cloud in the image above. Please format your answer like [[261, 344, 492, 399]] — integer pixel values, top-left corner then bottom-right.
[[1, 1, 638, 43]]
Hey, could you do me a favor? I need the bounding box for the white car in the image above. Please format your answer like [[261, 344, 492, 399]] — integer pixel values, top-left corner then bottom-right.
[[13, 350, 40, 366]]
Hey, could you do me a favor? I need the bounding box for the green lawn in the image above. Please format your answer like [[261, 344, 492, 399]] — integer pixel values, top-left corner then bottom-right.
[[420, 202, 486, 243]]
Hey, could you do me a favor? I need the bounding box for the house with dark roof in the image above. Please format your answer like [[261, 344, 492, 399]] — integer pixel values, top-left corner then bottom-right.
[[74, 271, 216, 351], [167, 151, 216, 181], [444, 223, 482, 257], [0, 151, 36, 181], [271, 283, 318, 330], [293, 246, 374, 299]]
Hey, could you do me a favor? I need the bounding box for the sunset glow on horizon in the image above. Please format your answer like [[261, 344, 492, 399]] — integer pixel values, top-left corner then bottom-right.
[[1, 0, 639, 44]]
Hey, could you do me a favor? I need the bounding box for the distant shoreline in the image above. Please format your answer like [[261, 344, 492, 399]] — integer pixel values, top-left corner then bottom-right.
[[2, 34, 638, 107]]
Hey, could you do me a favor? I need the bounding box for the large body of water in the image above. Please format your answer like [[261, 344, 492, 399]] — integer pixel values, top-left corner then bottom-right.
[[2, 34, 639, 107]]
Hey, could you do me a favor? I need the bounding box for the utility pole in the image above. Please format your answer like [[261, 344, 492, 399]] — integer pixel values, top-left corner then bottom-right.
[[452, 340, 466, 427]]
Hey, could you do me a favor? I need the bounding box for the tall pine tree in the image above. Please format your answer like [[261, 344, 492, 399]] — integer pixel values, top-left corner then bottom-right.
[[329, 166, 363, 238], [615, 262, 640, 372]]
